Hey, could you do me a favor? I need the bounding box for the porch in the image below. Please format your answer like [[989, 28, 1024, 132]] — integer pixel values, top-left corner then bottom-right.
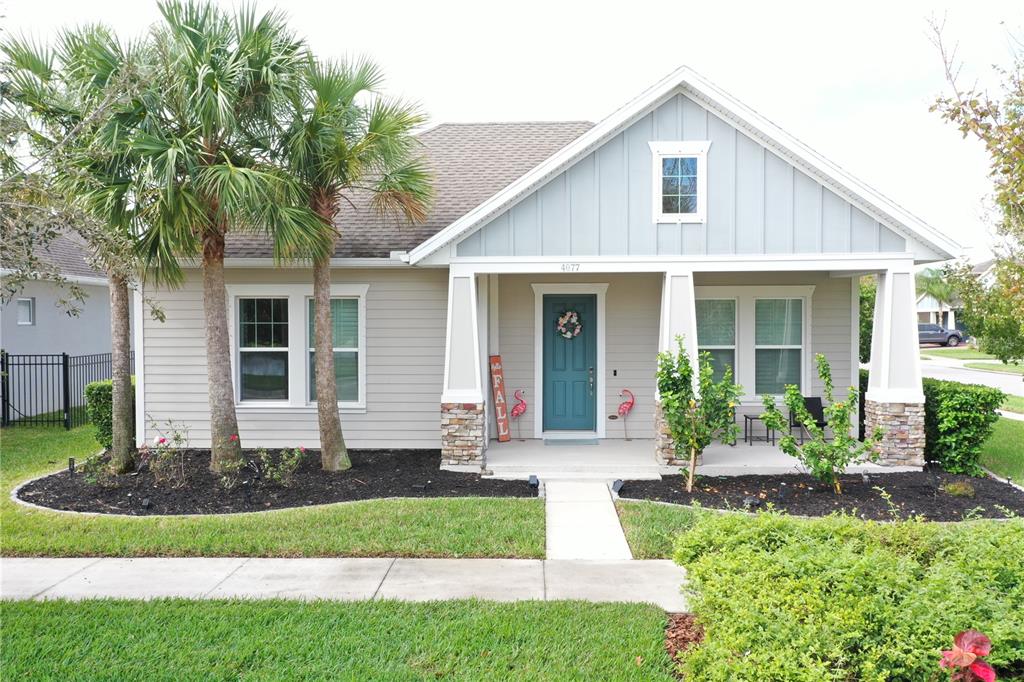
[[482, 438, 917, 481]]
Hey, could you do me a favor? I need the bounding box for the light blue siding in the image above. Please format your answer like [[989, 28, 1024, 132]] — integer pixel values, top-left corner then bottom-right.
[[457, 94, 908, 257]]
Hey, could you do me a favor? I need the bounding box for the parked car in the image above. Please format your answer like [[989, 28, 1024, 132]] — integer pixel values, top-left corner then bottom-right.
[[918, 323, 963, 346]]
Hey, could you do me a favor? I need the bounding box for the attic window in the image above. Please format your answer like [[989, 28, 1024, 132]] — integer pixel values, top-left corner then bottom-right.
[[649, 141, 710, 223]]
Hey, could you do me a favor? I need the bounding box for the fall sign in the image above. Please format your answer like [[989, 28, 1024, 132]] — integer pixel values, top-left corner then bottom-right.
[[489, 355, 511, 442]]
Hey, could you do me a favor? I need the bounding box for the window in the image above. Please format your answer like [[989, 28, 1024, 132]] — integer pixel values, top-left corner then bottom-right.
[[238, 298, 289, 401], [696, 299, 736, 382], [754, 299, 803, 395], [16, 298, 35, 326], [308, 297, 360, 403], [649, 141, 710, 223]]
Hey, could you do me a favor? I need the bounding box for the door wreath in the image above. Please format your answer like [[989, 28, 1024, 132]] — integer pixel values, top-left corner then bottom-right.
[[556, 310, 583, 339]]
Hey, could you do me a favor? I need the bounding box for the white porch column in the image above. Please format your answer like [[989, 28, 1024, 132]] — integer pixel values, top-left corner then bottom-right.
[[441, 267, 485, 468], [654, 269, 699, 466], [866, 264, 925, 466]]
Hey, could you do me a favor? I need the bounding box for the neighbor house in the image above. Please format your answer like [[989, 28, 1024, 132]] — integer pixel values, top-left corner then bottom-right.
[[134, 67, 959, 471]]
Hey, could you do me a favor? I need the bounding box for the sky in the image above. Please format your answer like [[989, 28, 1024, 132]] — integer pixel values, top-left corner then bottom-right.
[[3, 0, 1021, 262]]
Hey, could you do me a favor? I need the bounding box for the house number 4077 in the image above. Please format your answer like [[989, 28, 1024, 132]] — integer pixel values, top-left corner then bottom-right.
[[560, 263, 581, 272]]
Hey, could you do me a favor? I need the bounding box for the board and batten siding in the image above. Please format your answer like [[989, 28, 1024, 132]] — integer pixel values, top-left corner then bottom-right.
[[457, 93, 906, 258], [142, 267, 447, 449], [494, 273, 662, 440]]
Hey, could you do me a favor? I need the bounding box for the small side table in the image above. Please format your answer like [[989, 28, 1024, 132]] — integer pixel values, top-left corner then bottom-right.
[[743, 414, 776, 446]]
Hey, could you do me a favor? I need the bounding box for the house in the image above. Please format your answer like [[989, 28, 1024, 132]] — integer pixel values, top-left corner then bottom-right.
[[916, 292, 956, 329], [1, 233, 131, 422], [135, 67, 960, 471]]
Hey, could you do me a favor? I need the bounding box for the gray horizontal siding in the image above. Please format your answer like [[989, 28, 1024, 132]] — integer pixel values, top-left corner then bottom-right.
[[458, 94, 906, 258], [142, 268, 446, 449]]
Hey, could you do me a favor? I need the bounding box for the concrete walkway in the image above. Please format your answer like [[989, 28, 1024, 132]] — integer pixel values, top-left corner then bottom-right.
[[544, 481, 633, 561], [0, 557, 686, 611]]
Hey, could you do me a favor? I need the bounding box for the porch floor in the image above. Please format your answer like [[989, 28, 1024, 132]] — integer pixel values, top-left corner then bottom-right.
[[482, 439, 920, 481]]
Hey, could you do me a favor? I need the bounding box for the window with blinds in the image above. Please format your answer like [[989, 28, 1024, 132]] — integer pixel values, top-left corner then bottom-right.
[[696, 299, 736, 382], [307, 297, 360, 403], [754, 298, 803, 395]]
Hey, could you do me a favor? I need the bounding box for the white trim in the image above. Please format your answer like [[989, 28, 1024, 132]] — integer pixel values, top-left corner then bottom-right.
[[648, 140, 711, 223], [0, 270, 111, 288], [221, 257, 407, 269], [225, 283, 370, 413], [441, 272, 484, 403], [407, 66, 960, 265], [694, 285, 814, 402], [850, 276, 860, 437], [15, 297, 35, 325], [133, 286, 146, 446], [447, 253, 914, 274], [530, 283, 608, 439]]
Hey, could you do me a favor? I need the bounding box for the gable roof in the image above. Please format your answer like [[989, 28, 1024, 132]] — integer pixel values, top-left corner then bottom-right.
[[408, 66, 962, 264], [224, 121, 593, 259], [37, 232, 105, 281]]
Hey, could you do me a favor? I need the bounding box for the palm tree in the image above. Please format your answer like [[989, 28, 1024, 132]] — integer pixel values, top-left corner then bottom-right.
[[916, 268, 957, 328], [278, 59, 431, 470], [135, 1, 332, 471], [2, 26, 146, 473]]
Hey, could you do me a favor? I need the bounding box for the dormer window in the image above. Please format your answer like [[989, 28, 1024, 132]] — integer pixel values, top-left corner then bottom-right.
[[649, 141, 710, 223]]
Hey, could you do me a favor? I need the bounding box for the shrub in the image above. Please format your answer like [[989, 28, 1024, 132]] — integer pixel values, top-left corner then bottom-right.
[[84, 378, 135, 449], [762, 354, 882, 493], [656, 337, 742, 491], [941, 481, 976, 498], [673, 512, 1024, 680], [858, 370, 1004, 476]]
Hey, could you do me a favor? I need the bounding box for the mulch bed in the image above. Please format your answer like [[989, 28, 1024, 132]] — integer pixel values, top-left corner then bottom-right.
[[619, 468, 1024, 521], [16, 449, 534, 516], [665, 613, 703, 665]]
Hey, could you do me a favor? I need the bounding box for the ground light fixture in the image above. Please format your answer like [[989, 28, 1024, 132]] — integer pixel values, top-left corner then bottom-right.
[[611, 479, 624, 494], [528, 475, 539, 489]]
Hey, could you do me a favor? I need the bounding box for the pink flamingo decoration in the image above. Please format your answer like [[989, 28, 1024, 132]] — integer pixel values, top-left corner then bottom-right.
[[510, 390, 528, 441], [618, 389, 636, 440]]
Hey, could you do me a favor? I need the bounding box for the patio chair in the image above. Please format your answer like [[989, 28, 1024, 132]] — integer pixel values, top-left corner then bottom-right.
[[789, 396, 828, 444]]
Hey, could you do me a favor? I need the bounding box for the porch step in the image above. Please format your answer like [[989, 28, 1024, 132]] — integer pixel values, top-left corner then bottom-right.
[[483, 465, 662, 481]]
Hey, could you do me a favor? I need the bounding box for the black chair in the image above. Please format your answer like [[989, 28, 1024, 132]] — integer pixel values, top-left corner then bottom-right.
[[789, 397, 827, 444]]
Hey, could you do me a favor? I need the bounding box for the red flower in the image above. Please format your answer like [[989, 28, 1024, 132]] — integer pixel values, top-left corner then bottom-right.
[[941, 631, 996, 682], [229, 434, 239, 442]]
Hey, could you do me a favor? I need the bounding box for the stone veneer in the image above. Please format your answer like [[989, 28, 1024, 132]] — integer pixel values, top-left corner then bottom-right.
[[654, 401, 701, 467], [440, 402, 485, 466], [864, 399, 925, 467]]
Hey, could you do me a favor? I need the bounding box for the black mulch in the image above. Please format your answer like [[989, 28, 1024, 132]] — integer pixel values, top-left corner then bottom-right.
[[17, 449, 535, 516], [619, 467, 1024, 521]]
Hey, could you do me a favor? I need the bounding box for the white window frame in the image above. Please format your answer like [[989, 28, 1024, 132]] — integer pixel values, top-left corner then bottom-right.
[[695, 285, 814, 403], [695, 297, 738, 379], [753, 297, 806, 397], [648, 140, 711, 224], [305, 293, 367, 409], [225, 283, 369, 412], [236, 296, 291, 403], [16, 297, 35, 326]]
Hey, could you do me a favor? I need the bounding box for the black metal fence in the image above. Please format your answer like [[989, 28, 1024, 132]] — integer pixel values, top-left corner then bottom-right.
[[1, 351, 134, 429]]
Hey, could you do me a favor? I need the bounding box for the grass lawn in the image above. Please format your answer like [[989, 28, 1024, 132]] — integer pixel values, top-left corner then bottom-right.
[[0, 425, 544, 558], [0, 599, 675, 680], [964, 361, 1024, 375], [981, 417, 1024, 481], [920, 347, 994, 360], [1003, 394, 1024, 414]]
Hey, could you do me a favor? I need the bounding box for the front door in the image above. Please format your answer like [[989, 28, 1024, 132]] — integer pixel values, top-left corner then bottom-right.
[[542, 294, 597, 432]]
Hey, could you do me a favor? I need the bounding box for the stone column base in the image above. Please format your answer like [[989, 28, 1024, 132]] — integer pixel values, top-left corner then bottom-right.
[[441, 402, 485, 467], [654, 401, 702, 467], [864, 399, 925, 467]]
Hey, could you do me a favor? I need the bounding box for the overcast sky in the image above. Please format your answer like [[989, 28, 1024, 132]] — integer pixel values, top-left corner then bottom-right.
[[4, 0, 1021, 261]]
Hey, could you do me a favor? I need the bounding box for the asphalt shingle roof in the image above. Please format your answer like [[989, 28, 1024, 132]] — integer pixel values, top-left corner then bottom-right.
[[35, 232, 104, 279], [224, 121, 594, 259]]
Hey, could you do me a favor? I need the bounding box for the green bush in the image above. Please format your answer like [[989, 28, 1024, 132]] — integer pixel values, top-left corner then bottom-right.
[[84, 378, 135, 449], [858, 369, 1004, 475], [673, 512, 1024, 681]]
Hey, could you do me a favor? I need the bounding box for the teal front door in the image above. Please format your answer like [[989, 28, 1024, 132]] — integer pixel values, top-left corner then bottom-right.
[[542, 294, 597, 431]]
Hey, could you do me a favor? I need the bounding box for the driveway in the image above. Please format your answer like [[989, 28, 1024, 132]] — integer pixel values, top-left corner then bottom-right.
[[919, 354, 1024, 397]]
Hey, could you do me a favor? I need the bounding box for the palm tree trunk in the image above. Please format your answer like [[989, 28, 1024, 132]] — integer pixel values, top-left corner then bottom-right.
[[202, 231, 243, 472], [107, 272, 136, 474], [313, 243, 350, 471]]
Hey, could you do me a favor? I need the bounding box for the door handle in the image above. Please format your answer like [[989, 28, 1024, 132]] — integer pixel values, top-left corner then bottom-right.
[[588, 366, 594, 396]]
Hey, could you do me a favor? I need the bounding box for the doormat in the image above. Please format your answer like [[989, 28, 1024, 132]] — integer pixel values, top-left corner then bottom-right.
[[543, 438, 599, 446]]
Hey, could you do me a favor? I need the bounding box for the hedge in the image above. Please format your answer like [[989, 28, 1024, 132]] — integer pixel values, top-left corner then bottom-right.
[[84, 378, 135, 449], [859, 370, 1004, 475], [673, 512, 1024, 680]]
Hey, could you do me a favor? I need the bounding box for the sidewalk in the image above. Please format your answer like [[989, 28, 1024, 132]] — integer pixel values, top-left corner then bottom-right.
[[545, 481, 633, 560], [1, 557, 686, 610]]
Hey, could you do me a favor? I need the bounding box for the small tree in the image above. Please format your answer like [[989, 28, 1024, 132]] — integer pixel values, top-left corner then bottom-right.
[[760, 353, 883, 494], [656, 336, 742, 492]]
